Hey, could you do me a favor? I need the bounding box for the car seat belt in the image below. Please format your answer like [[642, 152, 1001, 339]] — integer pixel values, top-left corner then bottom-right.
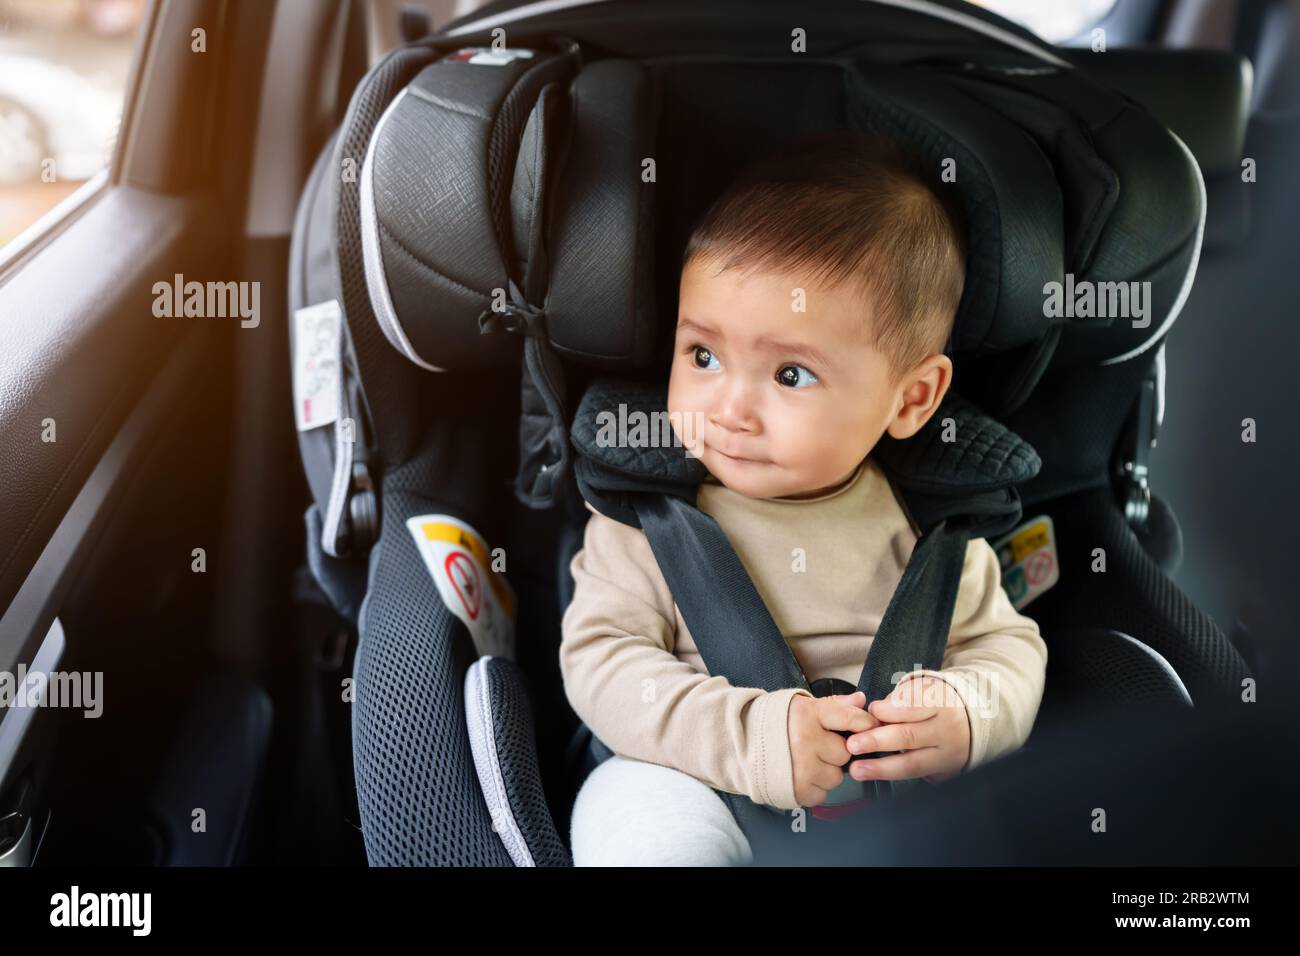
[[633, 488, 969, 803], [633, 494, 810, 692]]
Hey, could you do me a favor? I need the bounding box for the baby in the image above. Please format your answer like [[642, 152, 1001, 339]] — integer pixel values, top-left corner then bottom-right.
[[560, 130, 1047, 866]]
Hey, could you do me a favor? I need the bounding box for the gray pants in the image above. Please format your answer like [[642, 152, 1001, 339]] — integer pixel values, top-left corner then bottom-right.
[[570, 755, 754, 866]]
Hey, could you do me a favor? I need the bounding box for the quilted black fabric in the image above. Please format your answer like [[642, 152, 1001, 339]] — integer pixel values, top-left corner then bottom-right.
[[570, 377, 707, 487], [873, 389, 1041, 493]]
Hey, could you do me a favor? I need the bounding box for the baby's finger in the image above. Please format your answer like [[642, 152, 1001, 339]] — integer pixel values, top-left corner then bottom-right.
[[818, 698, 882, 734], [846, 717, 938, 757], [813, 760, 845, 792], [848, 747, 940, 782], [867, 685, 938, 724], [816, 731, 854, 766]]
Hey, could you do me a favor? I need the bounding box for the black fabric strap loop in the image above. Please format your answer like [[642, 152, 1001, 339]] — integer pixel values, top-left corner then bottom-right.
[[479, 277, 572, 509], [477, 277, 548, 337]]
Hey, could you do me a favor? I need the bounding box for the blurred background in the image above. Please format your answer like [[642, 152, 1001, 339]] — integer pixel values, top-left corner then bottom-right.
[[0, 0, 1125, 248], [0, 0, 145, 245]]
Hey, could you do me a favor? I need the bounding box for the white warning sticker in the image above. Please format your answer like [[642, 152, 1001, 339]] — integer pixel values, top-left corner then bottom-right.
[[990, 514, 1059, 611], [407, 514, 516, 660], [446, 47, 536, 67], [292, 300, 342, 432]]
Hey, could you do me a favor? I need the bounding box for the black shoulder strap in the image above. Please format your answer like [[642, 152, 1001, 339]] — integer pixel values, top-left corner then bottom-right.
[[635, 495, 809, 691], [858, 387, 1042, 702]]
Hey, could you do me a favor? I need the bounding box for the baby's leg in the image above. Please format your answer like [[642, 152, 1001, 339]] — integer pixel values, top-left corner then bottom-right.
[[570, 755, 753, 866]]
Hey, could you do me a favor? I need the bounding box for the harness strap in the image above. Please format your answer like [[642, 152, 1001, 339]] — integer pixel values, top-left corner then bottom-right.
[[633, 494, 808, 692]]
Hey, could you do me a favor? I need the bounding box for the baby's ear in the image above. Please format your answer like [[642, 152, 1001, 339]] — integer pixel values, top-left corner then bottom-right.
[[886, 354, 952, 440], [885, 408, 925, 441], [904, 356, 956, 434]]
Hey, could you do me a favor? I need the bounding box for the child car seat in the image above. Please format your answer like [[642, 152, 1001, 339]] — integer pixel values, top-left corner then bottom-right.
[[286, 0, 1254, 865]]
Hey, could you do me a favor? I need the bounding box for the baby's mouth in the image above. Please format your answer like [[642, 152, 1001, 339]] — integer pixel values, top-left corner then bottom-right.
[[710, 445, 767, 465]]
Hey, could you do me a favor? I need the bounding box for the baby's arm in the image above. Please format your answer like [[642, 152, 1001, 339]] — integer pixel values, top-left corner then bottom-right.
[[560, 506, 813, 810], [898, 536, 1048, 771]]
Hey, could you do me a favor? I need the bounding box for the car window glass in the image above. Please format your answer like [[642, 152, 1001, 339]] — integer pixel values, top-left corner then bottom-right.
[[0, 0, 147, 250], [966, 0, 1118, 42]]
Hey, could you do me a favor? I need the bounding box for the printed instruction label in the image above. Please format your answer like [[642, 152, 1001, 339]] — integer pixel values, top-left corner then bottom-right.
[[447, 47, 536, 66], [407, 514, 516, 660], [990, 514, 1059, 610], [292, 300, 342, 432]]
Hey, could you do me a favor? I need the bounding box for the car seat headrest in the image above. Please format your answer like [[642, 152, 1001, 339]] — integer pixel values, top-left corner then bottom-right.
[[359, 45, 582, 372], [357, 46, 1202, 407], [359, 45, 659, 376]]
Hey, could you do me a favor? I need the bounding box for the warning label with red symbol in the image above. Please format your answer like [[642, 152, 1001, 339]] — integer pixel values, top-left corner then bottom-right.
[[990, 515, 1060, 611], [407, 514, 516, 660]]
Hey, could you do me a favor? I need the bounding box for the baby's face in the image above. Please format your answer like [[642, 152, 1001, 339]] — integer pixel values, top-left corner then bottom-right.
[[667, 255, 907, 500]]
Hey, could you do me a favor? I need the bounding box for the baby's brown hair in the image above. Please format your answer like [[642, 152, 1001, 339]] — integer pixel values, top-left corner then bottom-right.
[[682, 129, 967, 386]]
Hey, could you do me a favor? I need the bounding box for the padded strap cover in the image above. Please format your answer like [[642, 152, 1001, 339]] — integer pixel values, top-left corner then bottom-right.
[[571, 378, 1039, 538]]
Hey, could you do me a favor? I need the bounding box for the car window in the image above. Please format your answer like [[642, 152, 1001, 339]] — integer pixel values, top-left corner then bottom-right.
[[367, 0, 492, 63], [0, 0, 146, 250], [966, 0, 1118, 43]]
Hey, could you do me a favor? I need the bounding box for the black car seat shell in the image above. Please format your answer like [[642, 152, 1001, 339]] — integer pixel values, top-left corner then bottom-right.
[[285, 0, 1252, 865]]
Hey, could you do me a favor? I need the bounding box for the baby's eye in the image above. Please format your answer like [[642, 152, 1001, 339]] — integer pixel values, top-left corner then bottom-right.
[[776, 364, 819, 389], [692, 346, 720, 371]]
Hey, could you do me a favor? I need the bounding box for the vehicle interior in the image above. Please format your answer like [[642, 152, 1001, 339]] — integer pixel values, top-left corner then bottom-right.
[[1, 0, 1297, 868]]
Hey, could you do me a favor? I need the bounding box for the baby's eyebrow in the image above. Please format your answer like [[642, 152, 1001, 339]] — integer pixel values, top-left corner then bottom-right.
[[677, 316, 833, 369], [676, 316, 718, 338], [751, 334, 833, 369]]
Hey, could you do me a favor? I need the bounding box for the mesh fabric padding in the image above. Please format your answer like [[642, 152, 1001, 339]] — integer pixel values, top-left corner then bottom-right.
[[352, 486, 513, 866], [1026, 484, 1251, 707], [477, 657, 572, 866], [350, 368, 526, 865], [1039, 627, 1189, 733]]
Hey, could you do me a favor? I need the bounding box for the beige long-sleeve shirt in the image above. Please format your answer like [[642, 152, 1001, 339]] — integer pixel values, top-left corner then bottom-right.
[[559, 454, 1047, 811]]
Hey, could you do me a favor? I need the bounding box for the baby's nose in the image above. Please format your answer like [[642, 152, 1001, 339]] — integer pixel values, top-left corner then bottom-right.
[[710, 406, 758, 434], [710, 387, 759, 433]]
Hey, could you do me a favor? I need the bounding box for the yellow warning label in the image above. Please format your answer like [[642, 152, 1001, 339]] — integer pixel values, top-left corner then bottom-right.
[[418, 520, 515, 617], [1010, 520, 1051, 562]]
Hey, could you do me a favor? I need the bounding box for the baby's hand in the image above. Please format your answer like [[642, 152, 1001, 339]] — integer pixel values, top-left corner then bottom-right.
[[787, 690, 880, 807], [845, 675, 971, 784]]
